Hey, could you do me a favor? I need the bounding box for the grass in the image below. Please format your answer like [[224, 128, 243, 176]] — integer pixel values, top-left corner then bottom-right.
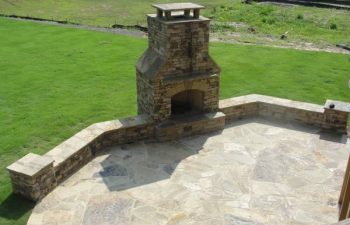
[[0, 17, 349, 225], [1, 0, 350, 46], [210, 2, 350, 45], [0, 0, 229, 26]]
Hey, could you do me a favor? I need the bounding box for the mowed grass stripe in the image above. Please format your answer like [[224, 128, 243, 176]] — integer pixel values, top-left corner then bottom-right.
[[0, 17, 349, 225]]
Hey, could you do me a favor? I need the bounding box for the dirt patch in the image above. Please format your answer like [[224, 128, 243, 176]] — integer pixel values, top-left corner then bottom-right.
[[212, 31, 350, 54], [256, 0, 350, 10], [2, 15, 349, 54], [1, 14, 147, 37]]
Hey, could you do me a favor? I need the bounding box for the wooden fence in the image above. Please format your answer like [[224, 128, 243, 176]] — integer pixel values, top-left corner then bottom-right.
[[339, 155, 350, 221]]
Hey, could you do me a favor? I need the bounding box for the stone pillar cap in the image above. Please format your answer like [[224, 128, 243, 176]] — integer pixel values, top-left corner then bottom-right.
[[152, 3, 205, 12], [6, 153, 54, 177], [324, 99, 350, 112]]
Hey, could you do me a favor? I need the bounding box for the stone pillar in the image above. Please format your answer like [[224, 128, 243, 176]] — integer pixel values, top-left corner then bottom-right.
[[6, 153, 56, 201], [323, 100, 350, 133]]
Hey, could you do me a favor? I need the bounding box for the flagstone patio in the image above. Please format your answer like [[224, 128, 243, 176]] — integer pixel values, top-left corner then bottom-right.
[[27, 117, 350, 225]]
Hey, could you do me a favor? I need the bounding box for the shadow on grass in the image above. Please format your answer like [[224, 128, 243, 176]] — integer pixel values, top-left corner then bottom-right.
[[0, 194, 34, 220]]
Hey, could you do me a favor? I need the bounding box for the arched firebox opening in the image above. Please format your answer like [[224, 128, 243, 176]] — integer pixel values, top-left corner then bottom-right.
[[171, 89, 204, 116]]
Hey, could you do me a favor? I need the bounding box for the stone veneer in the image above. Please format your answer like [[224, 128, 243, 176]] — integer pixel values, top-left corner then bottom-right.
[[6, 153, 55, 201], [220, 94, 350, 133], [7, 94, 350, 201], [156, 112, 226, 141], [5, 4, 350, 215], [136, 5, 220, 122], [7, 115, 155, 201], [5, 8, 350, 225]]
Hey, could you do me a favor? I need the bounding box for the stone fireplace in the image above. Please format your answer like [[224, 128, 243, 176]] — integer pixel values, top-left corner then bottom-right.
[[136, 3, 220, 122], [7, 2, 350, 206]]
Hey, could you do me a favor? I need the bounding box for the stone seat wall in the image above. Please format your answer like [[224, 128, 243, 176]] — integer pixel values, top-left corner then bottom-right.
[[7, 114, 155, 201], [220, 94, 349, 132], [7, 94, 350, 202]]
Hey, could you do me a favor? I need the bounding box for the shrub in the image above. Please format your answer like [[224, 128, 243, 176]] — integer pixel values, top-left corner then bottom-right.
[[330, 23, 337, 30]]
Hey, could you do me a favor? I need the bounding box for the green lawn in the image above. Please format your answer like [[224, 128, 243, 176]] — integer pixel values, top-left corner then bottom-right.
[[0, 0, 229, 26], [1, 0, 349, 46], [210, 2, 350, 45], [0, 17, 349, 225]]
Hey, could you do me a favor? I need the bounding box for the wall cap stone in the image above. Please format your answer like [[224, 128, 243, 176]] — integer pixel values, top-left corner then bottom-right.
[[8, 95, 349, 201], [325, 100, 350, 112], [6, 153, 54, 177], [118, 114, 153, 127], [157, 112, 225, 128], [206, 111, 225, 119], [152, 3, 205, 12], [45, 135, 90, 167], [163, 73, 219, 84], [219, 94, 324, 113], [45, 114, 153, 167], [147, 14, 210, 24]]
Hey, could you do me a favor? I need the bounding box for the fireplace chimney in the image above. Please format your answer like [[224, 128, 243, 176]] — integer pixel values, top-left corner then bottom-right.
[[136, 3, 220, 122]]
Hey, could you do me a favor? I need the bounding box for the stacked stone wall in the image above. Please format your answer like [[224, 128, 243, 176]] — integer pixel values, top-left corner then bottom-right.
[[7, 94, 350, 201], [219, 94, 349, 132], [258, 102, 325, 127], [220, 102, 259, 120], [156, 112, 225, 141], [152, 75, 220, 121], [7, 115, 154, 201], [136, 73, 154, 116], [136, 15, 220, 122], [147, 16, 167, 56], [9, 166, 56, 201], [7, 154, 56, 201], [163, 21, 214, 77], [147, 16, 217, 77], [323, 104, 349, 132], [54, 147, 93, 184], [137, 72, 220, 122]]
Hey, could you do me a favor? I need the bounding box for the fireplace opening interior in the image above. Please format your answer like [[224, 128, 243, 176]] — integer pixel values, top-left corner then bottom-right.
[[171, 89, 204, 116]]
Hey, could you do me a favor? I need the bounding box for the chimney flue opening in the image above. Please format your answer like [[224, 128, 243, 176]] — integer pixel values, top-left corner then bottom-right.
[[152, 3, 204, 20]]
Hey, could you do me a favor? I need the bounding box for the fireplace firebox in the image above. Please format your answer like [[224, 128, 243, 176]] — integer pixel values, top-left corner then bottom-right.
[[171, 89, 204, 116]]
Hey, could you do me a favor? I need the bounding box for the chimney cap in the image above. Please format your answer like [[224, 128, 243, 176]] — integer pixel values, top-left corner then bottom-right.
[[152, 3, 205, 12]]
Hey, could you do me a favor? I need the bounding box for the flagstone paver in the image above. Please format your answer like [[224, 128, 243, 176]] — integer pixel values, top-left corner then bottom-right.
[[27, 117, 350, 225]]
